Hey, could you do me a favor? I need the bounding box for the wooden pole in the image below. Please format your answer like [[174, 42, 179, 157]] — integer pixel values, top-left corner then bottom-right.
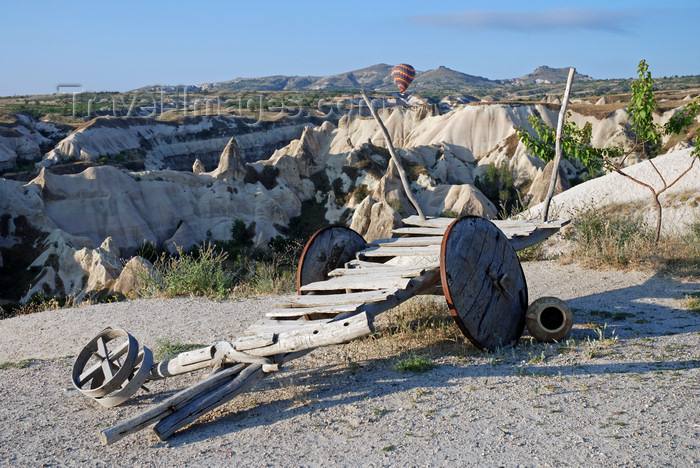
[[360, 90, 426, 220], [542, 67, 576, 222], [235, 312, 374, 356], [153, 364, 266, 441], [100, 364, 246, 445]]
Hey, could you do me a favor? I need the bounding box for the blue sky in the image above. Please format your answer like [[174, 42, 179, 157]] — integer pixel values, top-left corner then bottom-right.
[[1, 0, 698, 96]]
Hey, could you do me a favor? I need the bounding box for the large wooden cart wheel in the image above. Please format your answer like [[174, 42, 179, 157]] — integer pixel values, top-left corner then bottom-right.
[[440, 216, 528, 350], [297, 226, 366, 292]]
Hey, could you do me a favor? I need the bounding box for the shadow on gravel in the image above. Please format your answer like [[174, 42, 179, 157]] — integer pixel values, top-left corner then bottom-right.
[[123, 274, 700, 447], [562, 273, 700, 339], [158, 350, 699, 447]]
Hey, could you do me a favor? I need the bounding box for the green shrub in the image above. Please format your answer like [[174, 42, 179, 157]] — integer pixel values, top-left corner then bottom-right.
[[353, 184, 370, 203], [394, 354, 436, 374], [683, 293, 700, 313], [230, 219, 252, 246], [142, 242, 236, 298], [244, 165, 279, 190], [135, 240, 161, 263], [474, 163, 522, 219], [153, 338, 207, 361]]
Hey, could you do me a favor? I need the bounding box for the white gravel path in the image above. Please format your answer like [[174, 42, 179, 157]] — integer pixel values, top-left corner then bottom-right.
[[0, 261, 698, 467]]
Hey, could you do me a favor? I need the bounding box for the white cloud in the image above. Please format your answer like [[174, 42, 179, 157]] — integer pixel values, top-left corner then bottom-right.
[[409, 8, 641, 33]]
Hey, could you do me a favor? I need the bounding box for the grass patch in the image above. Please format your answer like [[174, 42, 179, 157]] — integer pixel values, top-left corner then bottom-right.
[[565, 208, 654, 267], [140, 243, 236, 298], [564, 207, 699, 275], [367, 296, 476, 358], [683, 292, 700, 313], [394, 354, 437, 374], [0, 359, 34, 370], [137, 236, 301, 299], [589, 310, 635, 321], [438, 210, 460, 219], [517, 241, 547, 262], [153, 338, 207, 362]]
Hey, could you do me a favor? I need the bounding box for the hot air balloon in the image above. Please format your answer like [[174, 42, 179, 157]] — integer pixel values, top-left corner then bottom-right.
[[391, 63, 415, 93]]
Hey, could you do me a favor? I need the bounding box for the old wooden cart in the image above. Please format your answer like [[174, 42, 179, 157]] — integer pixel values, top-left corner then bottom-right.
[[72, 214, 570, 444]]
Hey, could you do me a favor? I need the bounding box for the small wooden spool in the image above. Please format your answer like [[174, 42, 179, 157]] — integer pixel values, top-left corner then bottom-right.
[[526, 297, 573, 342], [72, 328, 139, 398], [297, 226, 367, 292], [94, 346, 154, 408]]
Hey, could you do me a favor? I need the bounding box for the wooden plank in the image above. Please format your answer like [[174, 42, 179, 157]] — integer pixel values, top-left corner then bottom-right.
[[299, 274, 412, 292], [100, 364, 247, 445], [266, 303, 362, 318], [509, 228, 561, 251], [492, 219, 569, 229], [399, 216, 569, 237], [369, 236, 443, 247], [328, 264, 438, 278], [498, 225, 538, 237], [392, 227, 446, 236], [233, 333, 276, 351], [358, 245, 441, 258], [402, 215, 454, 228], [242, 312, 374, 357], [275, 288, 398, 308], [244, 318, 334, 335], [343, 259, 395, 269]]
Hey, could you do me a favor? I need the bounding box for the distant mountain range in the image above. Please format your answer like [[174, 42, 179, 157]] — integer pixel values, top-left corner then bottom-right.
[[143, 64, 593, 93]]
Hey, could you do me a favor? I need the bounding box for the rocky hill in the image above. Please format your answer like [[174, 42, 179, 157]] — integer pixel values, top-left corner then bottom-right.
[[170, 64, 499, 93], [1, 98, 698, 306], [512, 66, 593, 85]]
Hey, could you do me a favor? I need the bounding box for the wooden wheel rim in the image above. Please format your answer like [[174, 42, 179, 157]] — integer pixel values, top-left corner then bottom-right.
[[296, 226, 366, 293], [94, 346, 154, 407], [440, 216, 528, 350], [72, 328, 139, 398]]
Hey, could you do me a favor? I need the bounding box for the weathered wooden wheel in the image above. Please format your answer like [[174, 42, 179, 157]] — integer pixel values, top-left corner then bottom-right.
[[297, 226, 367, 292], [440, 216, 528, 350], [72, 328, 139, 399]]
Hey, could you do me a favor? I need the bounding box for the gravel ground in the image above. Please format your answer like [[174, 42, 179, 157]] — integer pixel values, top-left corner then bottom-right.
[[0, 260, 698, 467]]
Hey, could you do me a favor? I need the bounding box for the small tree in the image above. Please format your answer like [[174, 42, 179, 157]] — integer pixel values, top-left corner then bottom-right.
[[516, 60, 699, 242]]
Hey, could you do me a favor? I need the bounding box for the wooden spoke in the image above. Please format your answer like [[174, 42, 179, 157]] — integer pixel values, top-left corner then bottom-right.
[[94, 347, 154, 408]]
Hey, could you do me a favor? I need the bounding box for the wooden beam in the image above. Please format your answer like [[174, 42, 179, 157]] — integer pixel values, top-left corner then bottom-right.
[[369, 236, 443, 247], [360, 90, 425, 220], [266, 303, 362, 319], [239, 312, 375, 356], [542, 67, 576, 222], [153, 364, 266, 441], [100, 364, 246, 445], [328, 264, 437, 278]]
